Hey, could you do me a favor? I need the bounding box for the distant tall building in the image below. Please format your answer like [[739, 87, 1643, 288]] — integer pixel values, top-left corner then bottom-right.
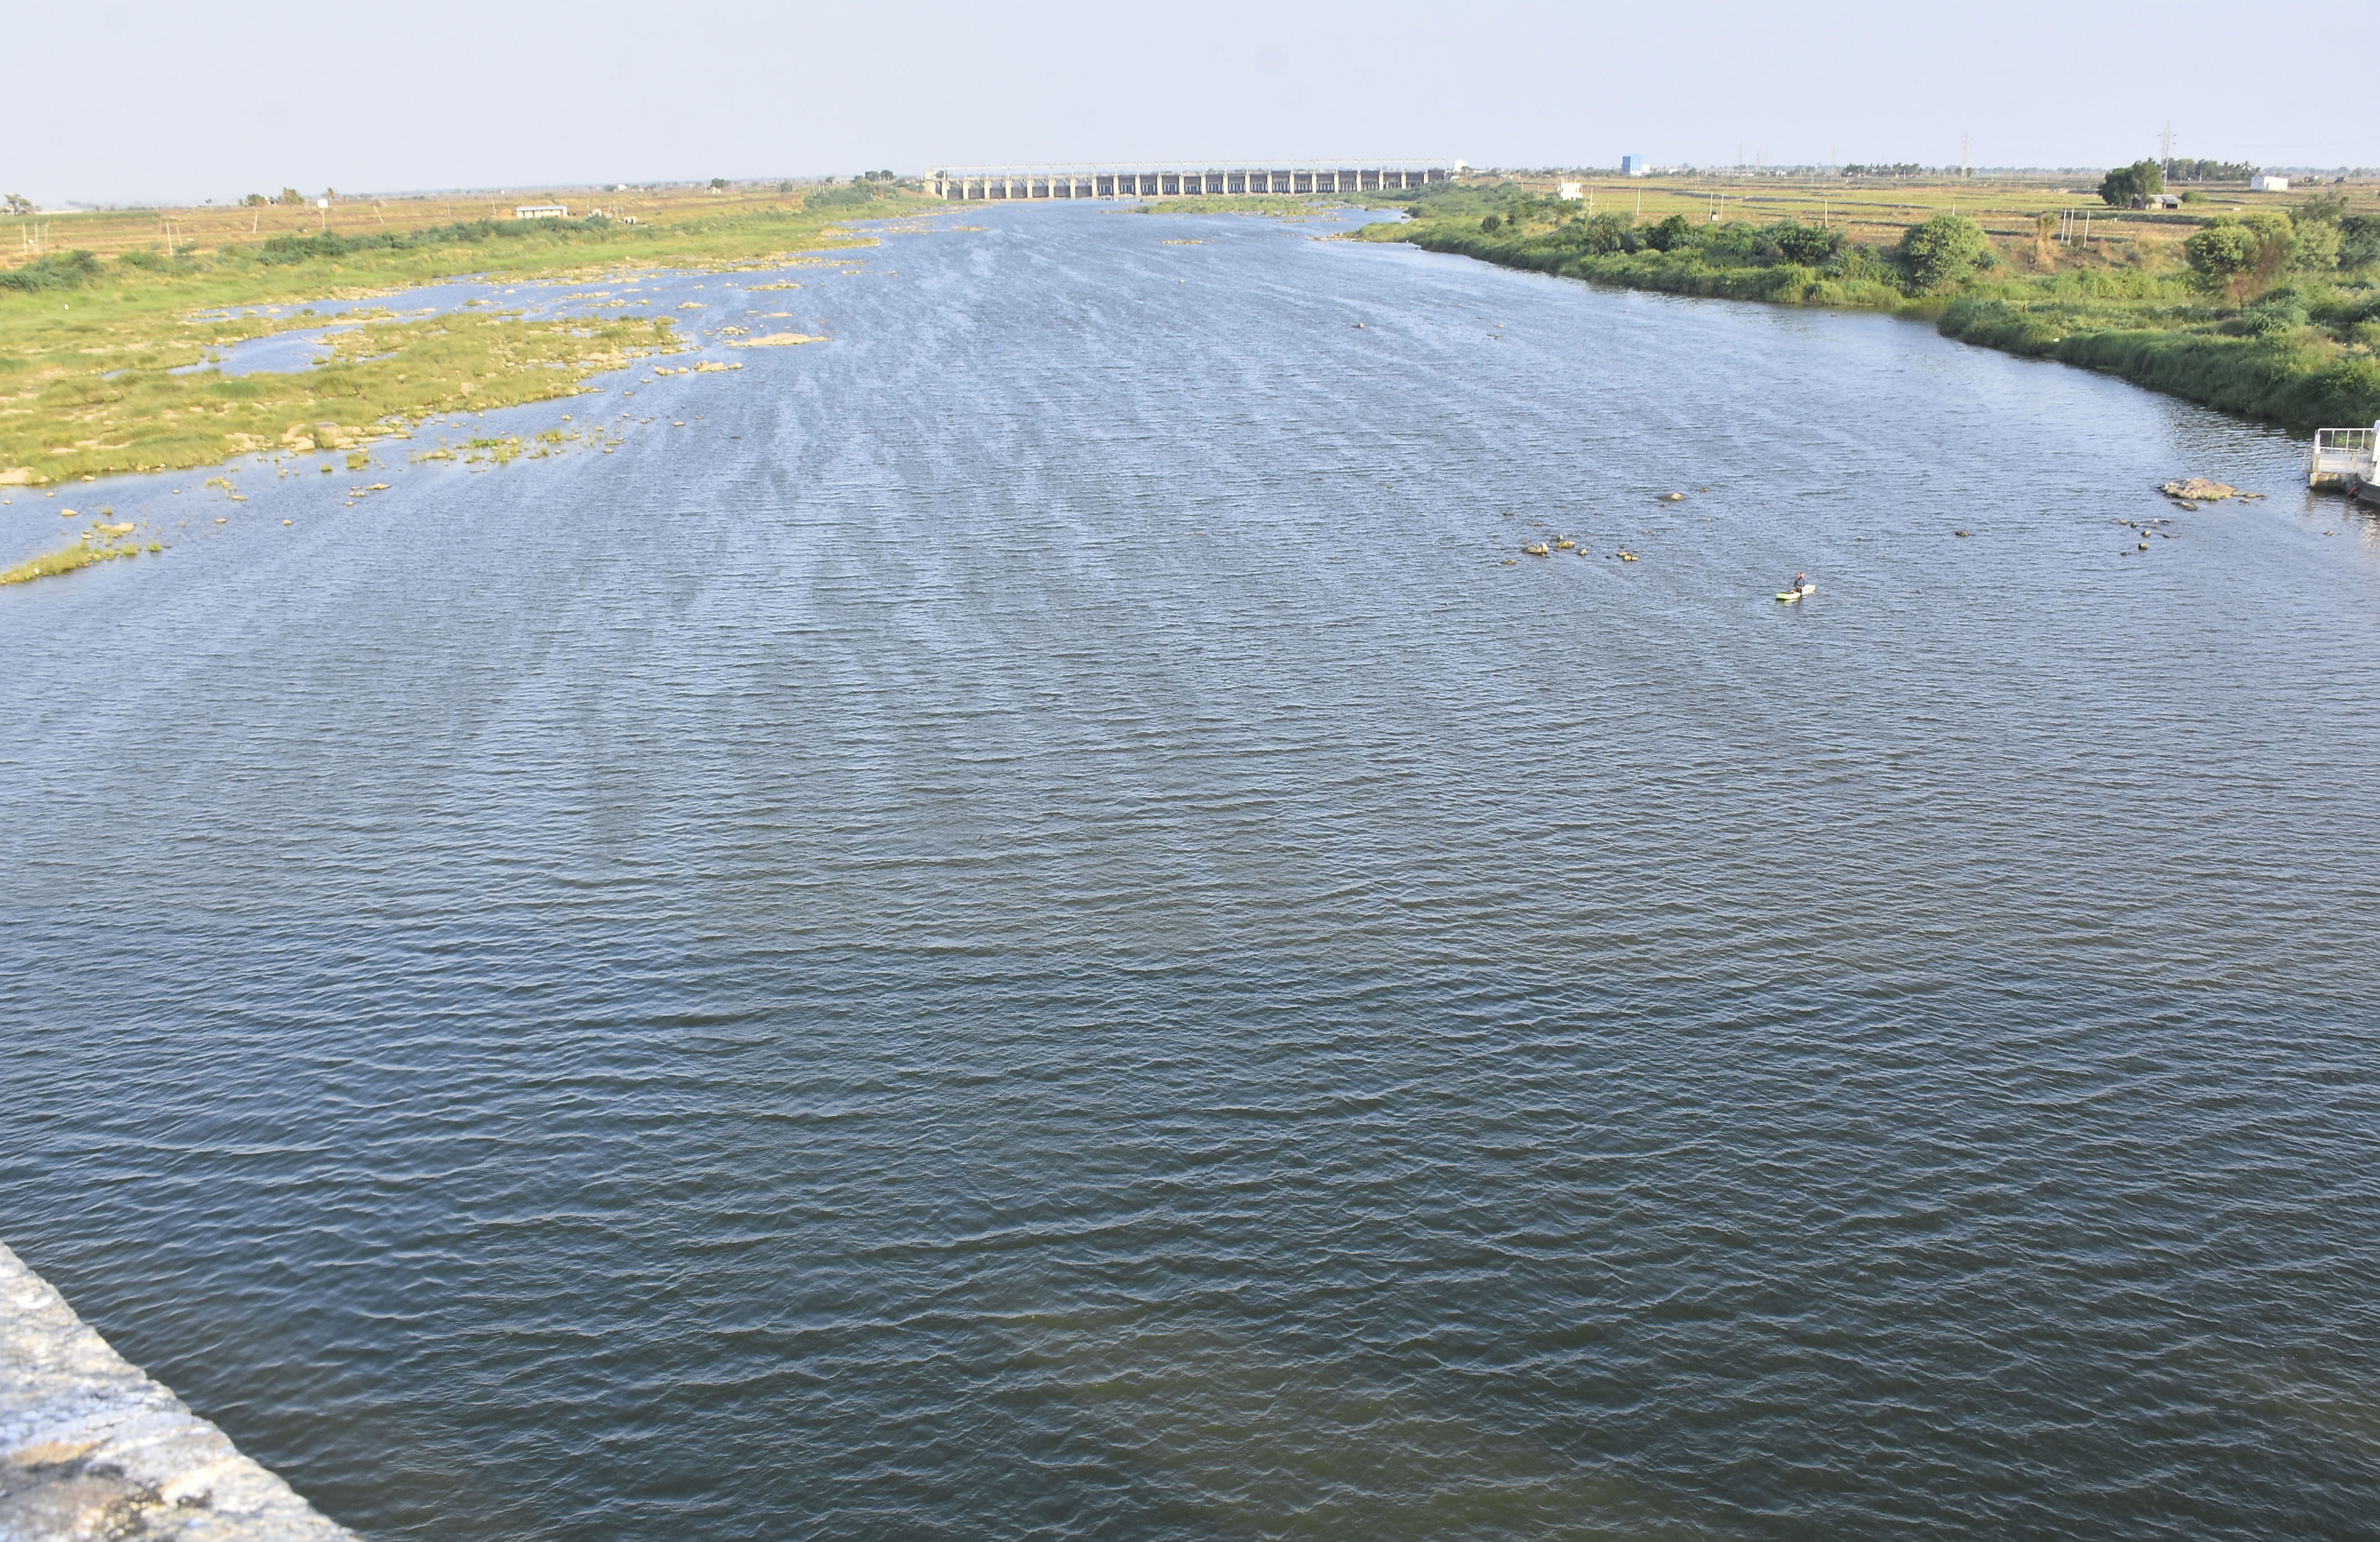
[[1620, 155, 1644, 176]]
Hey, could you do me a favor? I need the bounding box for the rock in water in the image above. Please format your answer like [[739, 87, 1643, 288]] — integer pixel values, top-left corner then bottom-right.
[[2159, 478, 2239, 501]]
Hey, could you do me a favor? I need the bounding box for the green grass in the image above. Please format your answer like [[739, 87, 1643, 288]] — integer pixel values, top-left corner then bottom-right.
[[1, 521, 157, 585]]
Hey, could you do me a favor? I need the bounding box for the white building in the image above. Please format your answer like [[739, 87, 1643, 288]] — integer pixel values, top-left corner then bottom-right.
[[515, 203, 569, 219], [2250, 174, 2289, 192], [1559, 182, 1583, 200]]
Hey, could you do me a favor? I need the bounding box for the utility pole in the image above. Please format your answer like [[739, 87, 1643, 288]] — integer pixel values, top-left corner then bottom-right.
[[1961, 131, 1971, 176], [2159, 123, 2175, 176]]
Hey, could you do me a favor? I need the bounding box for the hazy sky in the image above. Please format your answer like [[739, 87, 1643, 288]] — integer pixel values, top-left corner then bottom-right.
[[13, 0, 2374, 206]]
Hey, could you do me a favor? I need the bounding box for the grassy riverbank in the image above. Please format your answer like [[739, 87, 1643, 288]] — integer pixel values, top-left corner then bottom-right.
[[1360, 177, 2380, 431], [0, 181, 921, 488]]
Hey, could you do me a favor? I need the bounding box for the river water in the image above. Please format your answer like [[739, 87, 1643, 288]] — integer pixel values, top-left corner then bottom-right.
[[5, 205, 2379, 1540]]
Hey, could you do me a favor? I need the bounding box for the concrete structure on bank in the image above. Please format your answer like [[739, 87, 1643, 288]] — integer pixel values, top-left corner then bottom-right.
[[0, 1242, 353, 1541], [926, 162, 1458, 200]]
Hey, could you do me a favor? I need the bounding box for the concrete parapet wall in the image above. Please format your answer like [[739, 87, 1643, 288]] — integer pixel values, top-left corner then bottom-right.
[[924, 162, 1456, 200], [0, 1242, 354, 1542]]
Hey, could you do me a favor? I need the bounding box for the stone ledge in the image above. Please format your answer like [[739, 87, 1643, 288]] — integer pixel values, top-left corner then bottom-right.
[[0, 1241, 355, 1542]]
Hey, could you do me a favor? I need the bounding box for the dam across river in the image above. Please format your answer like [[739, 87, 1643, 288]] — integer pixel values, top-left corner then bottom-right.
[[925, 161, 1457, 200]]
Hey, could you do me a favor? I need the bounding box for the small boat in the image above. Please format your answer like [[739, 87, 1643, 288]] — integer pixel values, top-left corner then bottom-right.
[[1775, 583, 1816, 602]]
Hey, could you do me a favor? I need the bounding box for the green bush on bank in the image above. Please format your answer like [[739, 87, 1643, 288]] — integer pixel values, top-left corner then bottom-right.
[[1897, 214, 1989, 293], [0, 250, 102, 293], [251, 214, 621, 265]]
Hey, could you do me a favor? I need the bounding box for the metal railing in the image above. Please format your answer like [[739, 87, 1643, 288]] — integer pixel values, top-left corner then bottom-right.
[[2310, 427, 2375, 484]]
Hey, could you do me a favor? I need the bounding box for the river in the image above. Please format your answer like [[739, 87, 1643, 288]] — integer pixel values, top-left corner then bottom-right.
[[4, 203, 2378, 1539]]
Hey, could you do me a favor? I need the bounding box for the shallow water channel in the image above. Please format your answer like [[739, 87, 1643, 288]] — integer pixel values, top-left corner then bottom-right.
[[5, 204, 2379, 1540]]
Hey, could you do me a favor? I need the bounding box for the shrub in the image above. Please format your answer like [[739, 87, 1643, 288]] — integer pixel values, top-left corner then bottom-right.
[[1771, 222, 1843, 266], [1642, 214, 1696, 251], [2236, 289, 2310, 336], [2186, 211, 2294, 298], [2185, 222, 2259, 288], [1567, 212, 1635, 254], [806, 180, 900, 210], [2339, 216, 2380, 270], [1825, 244, 1895, 284], [1897, 214, 1987, 293], [1480, 214, 1501, 233], [259, 231, 403, 264], [2291, 211, 2342, 273], [0, 249, 101, 293]]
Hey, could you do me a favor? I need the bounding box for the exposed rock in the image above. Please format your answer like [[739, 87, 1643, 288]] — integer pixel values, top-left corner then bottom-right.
[[0, 1241, 354, 1541], [2159, 478, 2238, 501]]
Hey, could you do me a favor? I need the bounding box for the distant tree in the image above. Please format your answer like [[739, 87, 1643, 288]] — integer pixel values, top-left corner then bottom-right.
[[2165, 158, 2254, 183], [3, 193, 31, 215], [277, 187, 302, 205], [2098, 159, 2164, 208], [243, 192, 268, 207], [709, 177, 729, 192], [321, 187, 338, 202], [1896, 212, 1987, 292]]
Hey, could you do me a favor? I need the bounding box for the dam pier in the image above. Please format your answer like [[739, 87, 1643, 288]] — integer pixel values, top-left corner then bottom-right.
[[926, 161, 1458, 201]]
